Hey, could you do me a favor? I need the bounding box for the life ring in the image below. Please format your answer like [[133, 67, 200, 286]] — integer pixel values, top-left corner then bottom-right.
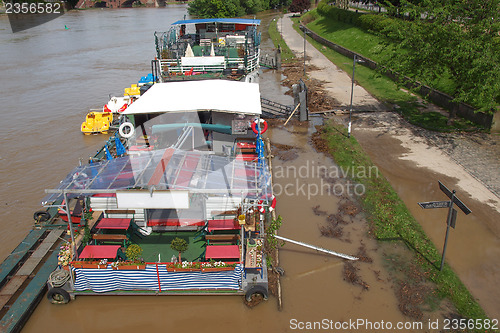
[[47, 287, 71, 304], [119, 122, 135, 138], [117, 103, 128, 113], [245, 285, 268, 302], [251, 119, 268, 134], [257, 200, 265, 213], [257, 195, 276, 213], [269, 195, 277, 212], [34, 210, 51, 222]]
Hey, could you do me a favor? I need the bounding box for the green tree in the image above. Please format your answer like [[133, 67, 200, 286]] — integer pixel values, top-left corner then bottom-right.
[[289, 0, 310, 12], [382, 0, 500, 115], [188, 0, 245, 17], [170, 237, 189, 263]]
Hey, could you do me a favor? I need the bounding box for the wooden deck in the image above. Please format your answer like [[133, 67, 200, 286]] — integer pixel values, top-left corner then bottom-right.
[[0, 228, 65, 333]]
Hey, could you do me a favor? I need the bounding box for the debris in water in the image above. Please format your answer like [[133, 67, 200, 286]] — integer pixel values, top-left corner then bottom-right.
[[244, 293, 264, 308], [356, 244, 373, 263], [312, 205, 328, 216], [343, 262, 370, 290]]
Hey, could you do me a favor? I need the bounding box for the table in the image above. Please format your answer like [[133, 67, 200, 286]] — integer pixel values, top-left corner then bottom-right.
[[79, 245, 121, 259], [96, 218, 131, 230], [207, 219, 239, 232], [205, 245, 240, 260]]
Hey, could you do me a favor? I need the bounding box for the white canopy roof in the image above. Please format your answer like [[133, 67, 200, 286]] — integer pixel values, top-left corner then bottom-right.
[[123, 80, 262, 115]]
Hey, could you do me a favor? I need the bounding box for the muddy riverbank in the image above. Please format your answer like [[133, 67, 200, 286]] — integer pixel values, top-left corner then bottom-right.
[[278, 12, 499, 319]]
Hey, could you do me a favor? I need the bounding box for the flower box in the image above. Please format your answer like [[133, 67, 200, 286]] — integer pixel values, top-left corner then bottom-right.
[[71, 262, 108, 269], [201, 267, 235, 272], [113, 264, 146, 270], [166, 267, 201, 272]]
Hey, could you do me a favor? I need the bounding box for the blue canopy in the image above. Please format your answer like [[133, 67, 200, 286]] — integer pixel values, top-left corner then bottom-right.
[[172, 18, 260, 26]]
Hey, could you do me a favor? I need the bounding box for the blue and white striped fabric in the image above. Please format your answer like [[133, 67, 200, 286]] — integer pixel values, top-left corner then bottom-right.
[[73, 265, 243, 293]]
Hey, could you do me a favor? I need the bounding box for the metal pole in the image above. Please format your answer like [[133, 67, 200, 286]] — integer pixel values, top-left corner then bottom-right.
[[274, 235, 358, 261], [348, 54, 356, 138], [440, 190, 455, 271], [303, 28, 306, 76], [63, 191, 77, 260]]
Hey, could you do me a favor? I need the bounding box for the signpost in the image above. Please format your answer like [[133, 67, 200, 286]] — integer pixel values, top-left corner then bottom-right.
[[418, 181, 472, 271]]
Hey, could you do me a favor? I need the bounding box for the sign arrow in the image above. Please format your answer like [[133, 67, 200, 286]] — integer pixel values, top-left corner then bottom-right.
[[418, 201, 451, 209], [438, 181, 472, 215]]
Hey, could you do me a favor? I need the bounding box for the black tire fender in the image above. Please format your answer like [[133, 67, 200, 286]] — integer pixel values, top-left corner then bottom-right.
[[245, 285, 268, 302], [34, 210, 51, 222], [47, 287, 71, 304]]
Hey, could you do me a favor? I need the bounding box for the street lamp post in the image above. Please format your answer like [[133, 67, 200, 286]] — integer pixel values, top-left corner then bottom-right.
[[303, 28, 306, 76], [348, 54, 358, 138]]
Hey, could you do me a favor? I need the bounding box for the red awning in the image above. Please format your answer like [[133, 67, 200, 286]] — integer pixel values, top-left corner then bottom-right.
[[79, 245, 121, 259]]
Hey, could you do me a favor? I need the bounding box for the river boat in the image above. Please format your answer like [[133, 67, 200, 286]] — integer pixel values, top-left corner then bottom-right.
[[42, 79, 273, 303], [80, 111, 113, 135], [153, 18, 261, 84]]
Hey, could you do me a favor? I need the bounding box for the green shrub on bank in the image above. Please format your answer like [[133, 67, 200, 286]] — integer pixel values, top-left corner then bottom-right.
[[319, 122, 489, 324], [317, 0, 399, 35]]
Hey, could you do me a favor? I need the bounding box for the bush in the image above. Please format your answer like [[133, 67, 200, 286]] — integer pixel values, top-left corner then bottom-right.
[[289, 0, 310, 13], [317, 0, 399, 36], [125, 244, 143, 262]]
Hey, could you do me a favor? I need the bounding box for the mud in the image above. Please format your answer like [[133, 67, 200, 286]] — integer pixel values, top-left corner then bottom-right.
[[282, 61, 342, 113], [269, 121, 460, 325]]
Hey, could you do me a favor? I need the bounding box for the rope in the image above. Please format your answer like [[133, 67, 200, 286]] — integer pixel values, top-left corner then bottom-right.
[[48, 268, 71, 288]]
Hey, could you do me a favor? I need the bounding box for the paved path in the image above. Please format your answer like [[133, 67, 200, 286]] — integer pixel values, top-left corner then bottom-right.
[[278, 14, 500, 201], [278, 14, 385, 111]]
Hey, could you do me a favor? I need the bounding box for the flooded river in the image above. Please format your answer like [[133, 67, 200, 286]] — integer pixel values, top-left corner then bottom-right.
[[0, 5, 492, 332]]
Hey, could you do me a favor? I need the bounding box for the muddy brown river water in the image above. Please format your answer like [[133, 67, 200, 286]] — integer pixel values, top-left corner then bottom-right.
[[1, 5, 497, 332]]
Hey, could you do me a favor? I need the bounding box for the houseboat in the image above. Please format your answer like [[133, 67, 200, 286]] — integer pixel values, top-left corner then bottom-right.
[[43, 80, 273, 303], [153, 18, 261, 83]]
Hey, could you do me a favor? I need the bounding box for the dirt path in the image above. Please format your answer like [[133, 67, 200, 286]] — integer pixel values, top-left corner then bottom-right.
[[278, 14, 500, 318]]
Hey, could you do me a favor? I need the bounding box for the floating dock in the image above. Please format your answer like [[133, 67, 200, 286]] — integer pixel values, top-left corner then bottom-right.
[[0, 212, 66, 333]]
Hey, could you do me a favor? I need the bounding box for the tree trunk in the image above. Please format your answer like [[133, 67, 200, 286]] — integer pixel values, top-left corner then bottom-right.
[[178, 252, 182, 263]]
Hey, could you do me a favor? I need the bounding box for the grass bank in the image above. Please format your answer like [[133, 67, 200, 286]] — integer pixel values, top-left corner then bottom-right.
[[291, 14, 482, 132], [268, 16, 295, 63], [315, 120, 489, 327]]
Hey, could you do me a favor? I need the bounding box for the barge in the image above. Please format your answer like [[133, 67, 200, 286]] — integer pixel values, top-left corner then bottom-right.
[[0, 19, 271, 331], [43, 79, 273, 303], [153, 18, 261, 83]]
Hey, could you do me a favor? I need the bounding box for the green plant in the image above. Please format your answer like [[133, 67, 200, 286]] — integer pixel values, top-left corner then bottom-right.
[[125, 244, 143, 262], [265, 215, 285, 266], [268, 17, 295, 63], [82, 225, 91, 245], [170, 237, 189, 263]]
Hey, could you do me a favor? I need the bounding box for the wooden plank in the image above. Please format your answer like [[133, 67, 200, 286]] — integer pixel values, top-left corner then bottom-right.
[[0, 248, 60, 333], [92, 234, 127, 240], [0, 276, 29, 309], [0, 229, 45, 288], [0, 296, 10, 309], [16, 230, 63, 276], [0, 276, 28, 297], [205, 235, 240, 241]]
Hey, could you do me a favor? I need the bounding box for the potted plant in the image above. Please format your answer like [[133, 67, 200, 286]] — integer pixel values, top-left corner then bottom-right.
[[170, 237, 188, 263], [112, 244, 146, 270]]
